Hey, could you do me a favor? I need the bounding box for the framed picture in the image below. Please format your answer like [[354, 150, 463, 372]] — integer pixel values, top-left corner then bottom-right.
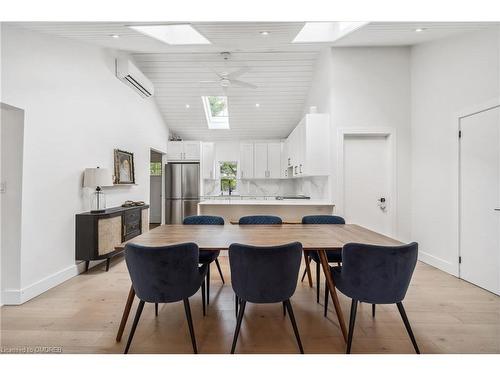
[[114, 149, 135, 184]]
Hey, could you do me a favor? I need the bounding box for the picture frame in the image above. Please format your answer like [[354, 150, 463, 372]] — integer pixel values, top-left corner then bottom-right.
[[114, 149, 135, 184]]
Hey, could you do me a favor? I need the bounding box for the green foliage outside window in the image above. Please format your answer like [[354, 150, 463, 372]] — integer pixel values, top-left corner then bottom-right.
[[150, 162, 162, 176], [208, 96, 228, 117], [220, 161, 237, 192]]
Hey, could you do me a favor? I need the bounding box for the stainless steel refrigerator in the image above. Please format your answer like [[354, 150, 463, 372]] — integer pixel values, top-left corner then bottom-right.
[[165, 163, 200, 224]]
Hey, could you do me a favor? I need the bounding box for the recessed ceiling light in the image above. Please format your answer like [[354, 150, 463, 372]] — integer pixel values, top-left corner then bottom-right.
[[415, 28, 426, 33], [255, 103, 260, 108], [185, 104, 190, 109], [110, 34, 120, 39], [128, 24, 211, 45], [260, 31, 270, 36]]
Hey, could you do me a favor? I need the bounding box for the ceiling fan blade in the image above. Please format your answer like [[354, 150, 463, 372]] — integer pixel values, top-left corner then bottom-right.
[[199, 80, 219, 83], [231, 79, 257, 89], [227, 66, 251, 80]]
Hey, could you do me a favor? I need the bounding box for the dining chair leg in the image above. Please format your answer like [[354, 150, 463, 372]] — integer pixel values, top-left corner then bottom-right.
[[300, 268, 307, 282], [346, 299, 358, 354], [183, 298, 198, 354], [324, 279, 329, 317], [201, 281, 206, 316], [105, 258, 111, 272], [235, 293, 239, 318], [116, 285, 136, 342], [303, 253, 313, 287], [155, 303, 158, 316], [231, 300, 246, 354], [282, 301, 286, 316], [124, 300, 145, 354], [206, 265, 211, 305], [372, 304, 376, 317], [284, 299, 304, 354], [214, 258, 225, 284], [396, 302, 420, 354], [316, 260, 320, 303]]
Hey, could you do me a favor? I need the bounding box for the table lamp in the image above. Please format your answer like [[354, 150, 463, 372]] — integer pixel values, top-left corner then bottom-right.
[[83, 167, 113, 213]]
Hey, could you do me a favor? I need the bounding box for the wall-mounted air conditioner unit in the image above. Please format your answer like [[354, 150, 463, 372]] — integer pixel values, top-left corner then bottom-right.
[[115, 58, 154, 98]]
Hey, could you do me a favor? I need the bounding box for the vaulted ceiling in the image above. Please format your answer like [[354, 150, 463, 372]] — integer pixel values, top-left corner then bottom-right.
[[8, 22, 500, 140]]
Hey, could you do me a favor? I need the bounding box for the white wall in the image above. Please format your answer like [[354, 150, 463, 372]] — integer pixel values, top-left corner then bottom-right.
[[410, 28, 500, 275], [0, 25, 169, 303], [305, 46, 412, 241]]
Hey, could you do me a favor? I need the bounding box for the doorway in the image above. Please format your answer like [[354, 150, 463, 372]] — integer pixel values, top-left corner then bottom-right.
[[338, 129, 396, 237], [149, 149, 165, 229], [1, 103, 24, 304], [459, 103, 500, 295]]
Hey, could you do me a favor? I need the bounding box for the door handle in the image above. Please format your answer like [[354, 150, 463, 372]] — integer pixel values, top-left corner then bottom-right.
[[494, 208, 500, 211]]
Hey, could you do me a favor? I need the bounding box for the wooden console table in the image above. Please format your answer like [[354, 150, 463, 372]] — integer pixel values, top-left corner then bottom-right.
[[75, 205, 149, 272]]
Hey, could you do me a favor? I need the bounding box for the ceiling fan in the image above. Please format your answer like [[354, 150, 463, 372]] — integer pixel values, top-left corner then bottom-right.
[[199, 52, 257, 95]]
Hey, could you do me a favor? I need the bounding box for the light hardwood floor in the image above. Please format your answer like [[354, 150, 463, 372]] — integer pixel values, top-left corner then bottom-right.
[[1, 256, 499, 354]]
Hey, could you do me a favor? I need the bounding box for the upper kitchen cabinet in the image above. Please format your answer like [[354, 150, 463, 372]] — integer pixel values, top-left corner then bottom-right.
[[254, 142, 282, 179], [201, 142, 216, 179], [167, 141, 201, 162], [287, 114, 330, 177], [239, 143, 254, 179]]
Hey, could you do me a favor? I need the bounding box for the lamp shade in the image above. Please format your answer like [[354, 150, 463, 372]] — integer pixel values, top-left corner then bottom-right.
[[83, 167, 113, 188]]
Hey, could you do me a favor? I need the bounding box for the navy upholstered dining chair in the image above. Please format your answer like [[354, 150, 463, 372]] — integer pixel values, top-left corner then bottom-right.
[[331, 242, 420, 354], [183, 215, 225, 308], [300, 215, 345, 308], [229, 242, 304, 354], [234, 215, 283, 316], [123, 242, 207, 354], [238, 215, 283, 225]]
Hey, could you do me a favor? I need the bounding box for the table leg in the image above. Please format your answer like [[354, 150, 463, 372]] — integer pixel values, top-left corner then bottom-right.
[[116, 284, 135, 342], [303, 250, 314, 288], [318, 249, 348, 342]]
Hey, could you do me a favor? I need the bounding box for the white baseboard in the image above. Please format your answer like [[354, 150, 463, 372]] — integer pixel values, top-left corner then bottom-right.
[[1, 260, 105, 305], [418, 250, 458, 276]]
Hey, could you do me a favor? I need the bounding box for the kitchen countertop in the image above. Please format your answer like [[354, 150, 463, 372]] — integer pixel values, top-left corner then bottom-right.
[[198, 199, 334, 206]]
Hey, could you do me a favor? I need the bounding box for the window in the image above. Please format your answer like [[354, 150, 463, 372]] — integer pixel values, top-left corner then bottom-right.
[[150, 162, 162, 176], [219, 161, 237, 194], [202, 96, 230, 129]]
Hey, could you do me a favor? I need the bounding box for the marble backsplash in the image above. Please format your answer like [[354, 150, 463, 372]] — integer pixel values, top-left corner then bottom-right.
[[202, 176, 329, 200]]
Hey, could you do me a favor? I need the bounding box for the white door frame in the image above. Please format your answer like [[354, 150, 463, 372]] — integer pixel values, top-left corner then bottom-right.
[[150, 147, 167, 225], [336, 127, 398, 237], [457, 97, 500, 280]]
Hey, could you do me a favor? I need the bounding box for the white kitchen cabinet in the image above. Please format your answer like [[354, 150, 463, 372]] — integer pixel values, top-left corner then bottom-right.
[[166, 141, 184, 161], [253, 143, 268, 178], [183, 141, 201, 160], [239, 143, 254, 179], [167, 141, 201, 161], [253, 142, 282, 179], [285, 114, 330, 177], [267, 142, 282, 178], [201, 142, 215, 179]]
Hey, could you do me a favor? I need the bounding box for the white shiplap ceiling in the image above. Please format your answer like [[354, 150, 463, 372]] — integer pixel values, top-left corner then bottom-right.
[[8, 22, 500, 140], [9, 22, 322, 140], [333, 22, 500, 46]]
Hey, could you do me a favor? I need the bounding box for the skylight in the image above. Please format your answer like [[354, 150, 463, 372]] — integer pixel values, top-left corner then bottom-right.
[[128, 24, 211, 45], [292, 22, 368, 43], [202, 96, 230, 129]]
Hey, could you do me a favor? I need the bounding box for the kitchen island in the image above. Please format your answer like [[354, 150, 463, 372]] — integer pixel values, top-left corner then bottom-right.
[[198, 199, 335, 223]]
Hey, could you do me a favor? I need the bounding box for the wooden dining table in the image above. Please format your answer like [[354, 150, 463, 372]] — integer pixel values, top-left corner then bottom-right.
[[114, 223, 402, 343]]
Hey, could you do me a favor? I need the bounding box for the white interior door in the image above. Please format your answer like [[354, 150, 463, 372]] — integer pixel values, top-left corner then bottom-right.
[[343, 134, 393, 236], [460, 106, 500, 295]]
